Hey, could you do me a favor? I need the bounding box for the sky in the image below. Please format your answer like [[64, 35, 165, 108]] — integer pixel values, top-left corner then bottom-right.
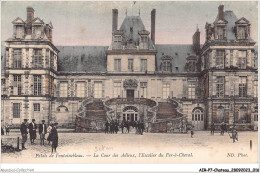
[[1, 1, 258, 46]]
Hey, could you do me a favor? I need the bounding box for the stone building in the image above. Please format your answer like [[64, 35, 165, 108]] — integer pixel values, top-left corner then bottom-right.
[[1, 5, 258, 131]]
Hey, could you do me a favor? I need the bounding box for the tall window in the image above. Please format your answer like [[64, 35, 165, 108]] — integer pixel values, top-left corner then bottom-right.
[[50, 52, 54, 69], [33, 49, 43, 68], [216, 50, 225, 69], [239, 77, 247, 97], [237, 51, 247, 69], [254, 80, 258, 97], [13, 75, 22, 95], [113, 82, 121, 98], [94, 81, 102, 98], [216, 26, 225, 40], [46, 49, 49, 68], [140, 82, 147, 98], [141, 59, 147, 72], [216, 76, 225, 97], [60, 82, 68, 97], [76, 82, 85, 98], [13, 49, 22, 68], [128, 59, 133, 72], [114, 59, 121, 72], [34, 75, 41, 96], [161, 60, 172, 72], [13, 103, 21, 118], [33, 103, 40, 111], [162, 83, 170, 99], [188, 84, 195, 99]]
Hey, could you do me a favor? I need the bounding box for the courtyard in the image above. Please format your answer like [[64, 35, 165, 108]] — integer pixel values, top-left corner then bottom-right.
[[1, 130, 258, 164]]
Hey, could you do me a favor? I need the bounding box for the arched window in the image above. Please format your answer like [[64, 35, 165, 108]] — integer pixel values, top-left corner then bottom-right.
[[192, 108, 203, 121]]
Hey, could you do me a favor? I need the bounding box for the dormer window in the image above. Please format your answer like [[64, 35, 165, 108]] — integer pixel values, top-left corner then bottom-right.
[[114, 36, 122, 42], [237, 26, 246, 39], [160, 55, 172, 72], [216, 26, 225, 40], [138, 30, 150, 50], [16, 26, 24, 38], [12, 17, 25, 39], [141, 36, 147, 43], [235, 17, 250, 40]]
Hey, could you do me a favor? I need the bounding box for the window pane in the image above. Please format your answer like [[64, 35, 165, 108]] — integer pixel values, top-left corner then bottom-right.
[[60, 82, 68, 97], [76, 82, 85, 98], [13, 103, 20, 118]]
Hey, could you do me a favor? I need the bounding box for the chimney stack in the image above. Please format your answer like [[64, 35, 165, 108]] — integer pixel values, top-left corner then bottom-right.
[[218, 5, 224, 20], [26, 7, 34, 35], [192, 27, 200, 55], [151, 9, 156, 44], [112, 9, 118, 32]]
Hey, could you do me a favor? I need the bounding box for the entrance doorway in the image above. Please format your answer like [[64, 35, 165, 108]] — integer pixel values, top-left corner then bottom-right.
[[122, 106, 138, 122], [192, 108, 204, 130], [127, 89, 134, 99]]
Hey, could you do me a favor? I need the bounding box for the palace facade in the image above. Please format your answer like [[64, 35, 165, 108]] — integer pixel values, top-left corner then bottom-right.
[[1, 5, 258, 131]]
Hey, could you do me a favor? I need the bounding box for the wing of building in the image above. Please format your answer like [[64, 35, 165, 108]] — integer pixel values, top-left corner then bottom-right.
[[1, 5, 258, 131]]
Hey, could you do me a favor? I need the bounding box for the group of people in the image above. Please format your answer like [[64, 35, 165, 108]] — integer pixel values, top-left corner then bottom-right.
[[105, 119, 145, 135], [20, 119, 59, 153], [1, 122, 10, 136], [210, 122, 238, 143], [104, 120, 119, 134]]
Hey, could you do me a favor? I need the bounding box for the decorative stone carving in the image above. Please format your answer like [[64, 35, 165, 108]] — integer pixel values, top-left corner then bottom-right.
[[123, 79, 138, 88]]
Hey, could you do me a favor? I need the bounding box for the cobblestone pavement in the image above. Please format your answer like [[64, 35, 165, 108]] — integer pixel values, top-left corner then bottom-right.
[[1, 129, 258, 164]]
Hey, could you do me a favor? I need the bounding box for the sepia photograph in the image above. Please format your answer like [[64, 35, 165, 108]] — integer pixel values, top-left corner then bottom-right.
[[0, 0, 259, 172]]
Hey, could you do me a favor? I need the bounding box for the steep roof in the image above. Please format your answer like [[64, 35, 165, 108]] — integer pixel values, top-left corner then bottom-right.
[[57, 46, 108, 73], [155, 44, 197, 73], [119, 16, 154, 49]]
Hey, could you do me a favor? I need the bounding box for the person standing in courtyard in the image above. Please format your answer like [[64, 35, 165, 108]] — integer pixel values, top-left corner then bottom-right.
[[231, 127, 238, 143], [5, 123, 10, 135], [210, 122, 215, 135], [47, 121, 53, 145], [51, 122, 59, 153], [126, 120, 130, 133], [39, 120, 47, 145], [20, 119, 28, 150], [190, 125, 194, 138], [28, 119, 37, 144]]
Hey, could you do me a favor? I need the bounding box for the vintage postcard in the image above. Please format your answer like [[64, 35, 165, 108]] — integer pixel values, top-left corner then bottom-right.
[[0, 0, 259, 168]]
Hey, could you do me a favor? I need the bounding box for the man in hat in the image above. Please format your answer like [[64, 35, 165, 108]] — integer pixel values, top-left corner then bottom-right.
[[39, 120, 47, 145], [51, 122, 59, 153], [28, 119, 37, 144], [20, 119, 28, 150]]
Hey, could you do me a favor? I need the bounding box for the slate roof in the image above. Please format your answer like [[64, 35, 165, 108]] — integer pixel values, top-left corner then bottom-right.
[[155, 44, 197, 73], [57, 46, 108, 73], [119, 16, 155, 49]]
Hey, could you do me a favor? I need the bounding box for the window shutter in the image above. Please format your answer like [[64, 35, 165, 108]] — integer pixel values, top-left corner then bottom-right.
[[11, 49, 14, 68]]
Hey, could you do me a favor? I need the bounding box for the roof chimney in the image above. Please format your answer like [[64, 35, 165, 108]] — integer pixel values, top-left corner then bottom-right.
[[151, 9, 156, 44], [192, 27, 200, 55], [112, 9, 118, 32], [26, 7, 34, 35], [218, 5, 224, 20]]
